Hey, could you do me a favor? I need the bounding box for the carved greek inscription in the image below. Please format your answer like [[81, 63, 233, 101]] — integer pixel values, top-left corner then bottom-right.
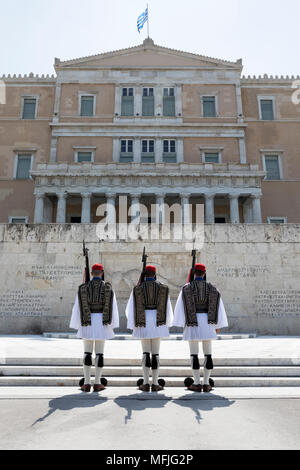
[[255, 290, 300, 318], [27, 265, 82, 281], [216, 266, 271, 278], [0, 291, 51, 317]]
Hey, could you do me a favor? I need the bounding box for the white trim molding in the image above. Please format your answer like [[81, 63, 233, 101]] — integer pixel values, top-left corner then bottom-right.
[[257, 95, 276, 121], [268, 217, 287, 224], [78, 92, 96, 117], [201, 94, 219, 118], [262, 152, 283, 180], [9, 216, 29, 224], [21, 95, 39, 119]]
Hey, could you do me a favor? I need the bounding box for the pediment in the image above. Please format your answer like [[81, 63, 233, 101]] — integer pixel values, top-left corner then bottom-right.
[[56, 40, 242, 70]]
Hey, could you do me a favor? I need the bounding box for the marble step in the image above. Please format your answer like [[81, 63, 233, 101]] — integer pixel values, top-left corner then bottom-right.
[[42, 333, 257, 340], [1, 357, 300, 366], [1, 365, 300, 378], [0, 376, 300, 387]]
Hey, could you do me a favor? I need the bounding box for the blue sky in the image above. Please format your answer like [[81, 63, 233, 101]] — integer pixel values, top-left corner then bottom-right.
[[1, 0, 299, 76]]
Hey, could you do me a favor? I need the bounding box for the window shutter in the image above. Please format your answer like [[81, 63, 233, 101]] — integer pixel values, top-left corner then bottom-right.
[[261, 100, 274, 120], [121, 96, 134, 116], [81, 96, 94, 116], [163, 96, 175, 116], [205, 152, 219, 163], [142, 96, 155, 116], [203, 97, 216, 117], [77, 152, 92, 163], [265, 156, 280, 180], [16, 156, 31, 179], [22, 99, 36, 119]]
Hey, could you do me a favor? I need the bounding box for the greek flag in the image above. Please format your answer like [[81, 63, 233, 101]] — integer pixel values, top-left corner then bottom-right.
[[137, 7, 148, 33]]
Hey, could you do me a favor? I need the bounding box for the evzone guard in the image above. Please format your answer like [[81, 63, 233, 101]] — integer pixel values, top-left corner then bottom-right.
[[173, 255, 228, 393], [125, 248, 174, 392], [69, 242, 119, 392]]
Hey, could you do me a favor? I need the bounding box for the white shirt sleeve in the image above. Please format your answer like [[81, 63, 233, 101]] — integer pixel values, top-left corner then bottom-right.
[[166, 296, 174, 327], [111, 293, 120, 329], [69, 295, 81, 330], [172, 290, 186, 327], [125, 291, 135, 330], [216, 297, 229, 329]]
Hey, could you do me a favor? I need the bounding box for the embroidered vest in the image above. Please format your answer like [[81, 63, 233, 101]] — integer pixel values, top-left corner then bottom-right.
[[78, 279, 114, 327], [182, 280, 220, 326], [133, 281, 169, 328]]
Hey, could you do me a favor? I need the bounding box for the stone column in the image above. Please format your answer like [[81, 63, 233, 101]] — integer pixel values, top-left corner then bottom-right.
[[181, 194, 191, 225], [239, 137, 247, 164], [156, 138, 163, 163], [204, 194, 215, 224], [81, 193, 92, 224], [243, 198, 253, 224], [56, 192, 67, 223], [131, 194, 141, 224], [229, 194, 240, 224], [50, 137, 58, 163], [156, 193, 166, 224], [133, 138, 141, 163], [251, 195, 262, 224], [134, 86, 142, 117], [106, 193, 117, 225], [34, 193, 45, 224], [155, 86, 163, 117]]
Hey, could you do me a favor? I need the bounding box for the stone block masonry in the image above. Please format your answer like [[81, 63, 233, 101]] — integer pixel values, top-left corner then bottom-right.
[[0, 224, 299, 335]]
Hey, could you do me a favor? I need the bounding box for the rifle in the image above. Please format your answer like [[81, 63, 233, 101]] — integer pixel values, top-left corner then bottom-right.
[[190, 249, 197, 283], [83, 240, 90, 283], [138, 247, 148, 284]]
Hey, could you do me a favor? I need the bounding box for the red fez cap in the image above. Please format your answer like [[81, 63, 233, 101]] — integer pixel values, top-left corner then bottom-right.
[[145, 265, 156, 274], [195, 263, 206, 272], [92, 264, 104, 272]]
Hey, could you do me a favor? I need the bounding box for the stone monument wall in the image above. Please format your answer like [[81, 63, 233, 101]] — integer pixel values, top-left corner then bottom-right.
[[0, 223, 299, 335]]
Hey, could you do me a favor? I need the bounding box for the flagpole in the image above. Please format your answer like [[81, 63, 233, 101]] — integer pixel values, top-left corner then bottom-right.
[[147, 3, 150, 38]]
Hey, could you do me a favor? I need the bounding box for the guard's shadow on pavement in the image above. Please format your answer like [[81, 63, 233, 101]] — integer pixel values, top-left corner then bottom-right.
[[173, 393, 235, 424], [114, 392, 172, 424], [114, 391, 235, 425], [31, 392, 108, 426]]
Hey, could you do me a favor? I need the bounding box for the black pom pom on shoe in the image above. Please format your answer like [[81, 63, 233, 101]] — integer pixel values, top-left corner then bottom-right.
[[79, 378, 84, 387], [158, 379, 165, 388], [137, 378, 144, 387], [101, 378, 108, 387], [184, 377, 194, 388]]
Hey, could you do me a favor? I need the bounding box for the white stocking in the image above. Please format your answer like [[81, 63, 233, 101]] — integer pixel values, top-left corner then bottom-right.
[[189, 341, 201, 385], [83, 339, 93, 385], [141, 339, 151, 385], [202, 340, 213, 385], [151, 338, 161, 386], [94, 340, 105, 385]]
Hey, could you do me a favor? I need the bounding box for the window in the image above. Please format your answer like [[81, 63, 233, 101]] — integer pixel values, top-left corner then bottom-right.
[[268, 217, 287, 224], [15, 155, 32, 179], [77, 152, 93, 163], [141, 140, 155, 162], [121, 88, 134, 116], [80, 96, 95, 116], [163, 140, 176, 162], [142, 88, 154, 116], [263, 155, 281, 180], [204, 152, 220, 163], [202, 96, 217, 117], [22, 98, 37, 119], [120, 140, 133, 162], [9, 216, 28, 224], [258, 97, 275, 120], [163, 88, 175, 116]]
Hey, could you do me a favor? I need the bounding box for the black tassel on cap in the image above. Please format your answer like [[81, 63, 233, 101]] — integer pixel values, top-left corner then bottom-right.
[[191, 355, 200, 370], [143, 352, 151, 368], [84, 352, 92, 366], [96, 353, 104, 368]]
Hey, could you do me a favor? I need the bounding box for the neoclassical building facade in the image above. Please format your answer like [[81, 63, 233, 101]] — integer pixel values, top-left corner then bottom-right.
[[0, 38, 299, 225]]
